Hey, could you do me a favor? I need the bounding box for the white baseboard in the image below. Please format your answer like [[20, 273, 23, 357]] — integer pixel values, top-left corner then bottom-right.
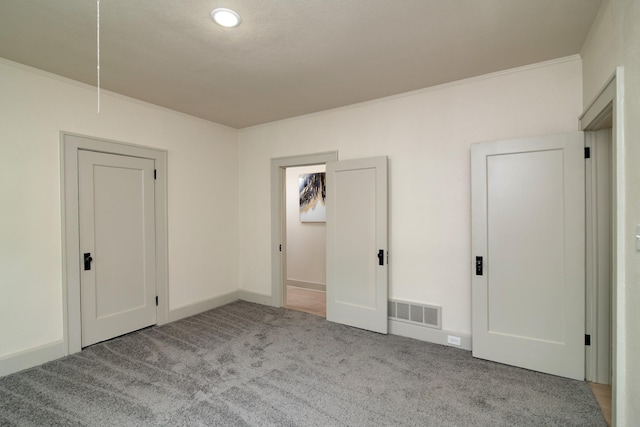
[[238, 290, 273, 306], [168, 290, 275, 321], [285, 279, 326, 292], [389, 319, 472, 351], [168, 291, 240, 322], [0, 340, 68, 377]]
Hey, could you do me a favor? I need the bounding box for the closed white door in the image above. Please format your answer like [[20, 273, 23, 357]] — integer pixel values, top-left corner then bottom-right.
[[326, 157, 388, 334], [471, 132, 585, 380], [79, 150, 157, 347]]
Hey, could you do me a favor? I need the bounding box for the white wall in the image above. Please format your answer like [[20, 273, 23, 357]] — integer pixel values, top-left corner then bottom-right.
[[286, 165, 326, 288], [581, 0, 640, 424], [238, 57, 583, 335], [0, 59, 239, 363], [581, 0, 623, 107]]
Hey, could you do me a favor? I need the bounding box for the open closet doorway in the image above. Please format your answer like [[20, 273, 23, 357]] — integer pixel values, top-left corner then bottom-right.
[[585, 128, 613, 425], [580, 70, 623, 426], [284, 165, 327, 317]]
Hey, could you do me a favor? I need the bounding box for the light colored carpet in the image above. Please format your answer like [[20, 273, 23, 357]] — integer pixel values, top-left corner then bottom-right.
[[0, 301, 606, 426]]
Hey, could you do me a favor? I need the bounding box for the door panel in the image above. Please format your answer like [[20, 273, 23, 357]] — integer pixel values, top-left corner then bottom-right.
[[471, 132, 585, 380], [487, 150, 565, 342], [326, 156, 388, 334], [79, 150, 157, 347]]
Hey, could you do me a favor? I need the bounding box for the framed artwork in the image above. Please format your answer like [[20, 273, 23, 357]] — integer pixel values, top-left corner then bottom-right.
[[299, 172, 326, 222]]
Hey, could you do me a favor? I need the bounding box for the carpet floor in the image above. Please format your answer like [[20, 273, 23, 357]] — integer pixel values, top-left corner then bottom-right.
[[0, 301, 606, 426]]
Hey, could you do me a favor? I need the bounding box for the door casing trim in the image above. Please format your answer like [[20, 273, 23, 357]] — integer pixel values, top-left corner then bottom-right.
[[270, 151, 338, 307], [579, 67, 625, 425], [60, 132, 169, 354]]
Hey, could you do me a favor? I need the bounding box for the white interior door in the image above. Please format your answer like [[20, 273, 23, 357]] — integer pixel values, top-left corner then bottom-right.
[[471, 132, 585, 380], [79, 150, 157, 347], [326, 156, 388, 334]]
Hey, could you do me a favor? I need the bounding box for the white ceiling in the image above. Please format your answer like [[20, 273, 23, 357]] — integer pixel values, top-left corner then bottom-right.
[[0, 0, 602, 128]]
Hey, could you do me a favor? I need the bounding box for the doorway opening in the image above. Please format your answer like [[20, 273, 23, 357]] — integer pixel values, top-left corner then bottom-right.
[[580, 70, 623, 426], [585, 128, 613, 384], [271, 152, 389, 333], [283, 165, 327, 317], [270, 152, 338, 311], [585, 128, 613, 426]]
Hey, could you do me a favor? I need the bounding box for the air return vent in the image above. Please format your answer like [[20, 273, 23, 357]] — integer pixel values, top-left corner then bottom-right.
[[388, 299, 441, 329]]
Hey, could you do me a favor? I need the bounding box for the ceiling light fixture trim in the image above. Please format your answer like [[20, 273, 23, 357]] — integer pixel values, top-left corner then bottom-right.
[[210, 8, 241, 28]]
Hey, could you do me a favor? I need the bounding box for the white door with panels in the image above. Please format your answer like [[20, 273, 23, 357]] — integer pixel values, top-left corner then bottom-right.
[[326, 156, 388, 334], [78, 150, 157, 347], [471, 132, 585, 380]]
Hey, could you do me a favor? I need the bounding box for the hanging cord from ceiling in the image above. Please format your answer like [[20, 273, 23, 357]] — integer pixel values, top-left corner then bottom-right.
[[97, 0, 100, 113]]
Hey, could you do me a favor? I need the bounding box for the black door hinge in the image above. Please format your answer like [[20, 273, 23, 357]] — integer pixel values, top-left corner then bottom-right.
[[154, 169, 157, 179], [585, 334, 591, 346], [155, 296, 159, 306], [585, 147, 591, 159], [279, 244, 282, 252]]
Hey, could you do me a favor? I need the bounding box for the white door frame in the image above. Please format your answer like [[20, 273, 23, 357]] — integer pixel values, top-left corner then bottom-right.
[[579, 68, 625, 425], [270, 151, 338, 307], [61, 132, 169, 354]]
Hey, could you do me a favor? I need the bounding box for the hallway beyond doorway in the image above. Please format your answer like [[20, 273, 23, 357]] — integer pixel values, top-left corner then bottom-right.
[[285, 286, 326, 317]]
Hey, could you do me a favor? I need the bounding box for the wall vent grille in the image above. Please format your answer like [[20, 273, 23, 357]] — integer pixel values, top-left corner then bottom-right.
[[388, 299, 441, 330]]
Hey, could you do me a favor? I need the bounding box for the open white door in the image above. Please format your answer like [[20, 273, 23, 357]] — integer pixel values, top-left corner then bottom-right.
[[326, 156, 388, 334], [79, 150, 157, 347], [471, 132, 585, 380]]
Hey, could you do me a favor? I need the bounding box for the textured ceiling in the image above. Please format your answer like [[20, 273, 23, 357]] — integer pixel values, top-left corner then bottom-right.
[[0, 0, 602, 128]]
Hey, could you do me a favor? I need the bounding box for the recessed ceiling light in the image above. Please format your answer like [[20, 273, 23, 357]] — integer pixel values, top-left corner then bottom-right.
[[210, 8, 241, 28]]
